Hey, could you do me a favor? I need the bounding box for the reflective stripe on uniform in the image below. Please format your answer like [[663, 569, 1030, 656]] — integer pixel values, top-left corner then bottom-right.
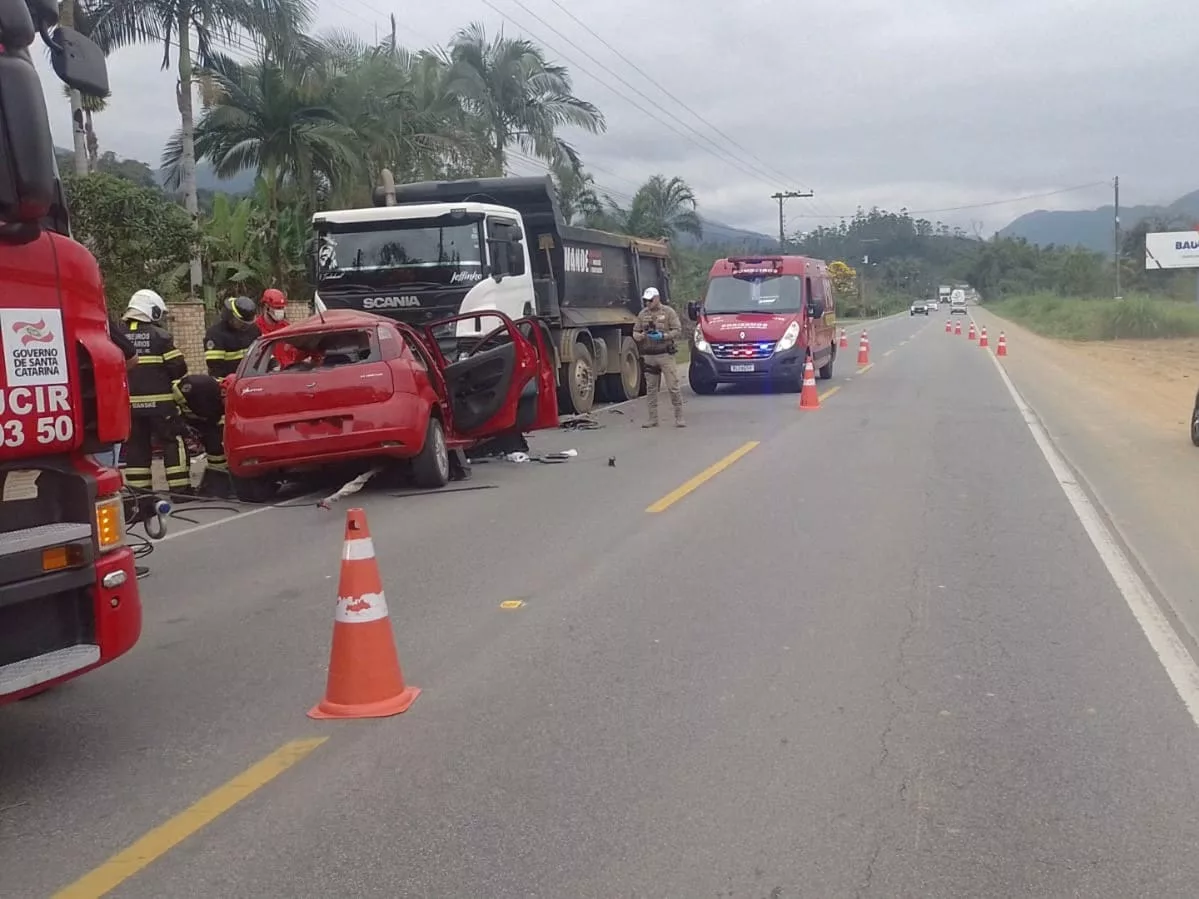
[[130, 393, 176, 404], [163, 349, 183, 361], [137, 355, 165, 364], [205, 348, 247, 361]]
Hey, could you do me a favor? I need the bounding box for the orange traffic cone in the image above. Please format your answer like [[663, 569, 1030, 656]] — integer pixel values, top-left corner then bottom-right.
[[798, 358, 820, 409], [839, 328, 848, 349], [945, 320, 951, 333], [857, 331, 869, 365], [979, 327, 988, 347], [954, 320, 962, 335], [967, 322, 976, 340], [996, 332, 1007, 356], [309, 509, 420, 720]]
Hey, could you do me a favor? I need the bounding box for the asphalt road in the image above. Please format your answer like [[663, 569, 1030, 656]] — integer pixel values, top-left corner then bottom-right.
[[6, 311, 1199, 898]]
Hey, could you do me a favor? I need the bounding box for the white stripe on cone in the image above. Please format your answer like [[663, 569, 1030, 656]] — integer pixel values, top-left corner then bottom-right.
[[342, 538, 376, 561], [335, 590, 390, 623]]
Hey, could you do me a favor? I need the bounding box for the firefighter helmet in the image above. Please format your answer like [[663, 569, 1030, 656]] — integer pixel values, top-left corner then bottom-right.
[[126, 288, 167, 323], [228, 295, 257, 323]]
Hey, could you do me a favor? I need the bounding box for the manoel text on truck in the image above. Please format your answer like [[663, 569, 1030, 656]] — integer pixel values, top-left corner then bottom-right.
[[308, 174, 671, 415], [0, 3, 141, 705], [685, 255, 837, 394]]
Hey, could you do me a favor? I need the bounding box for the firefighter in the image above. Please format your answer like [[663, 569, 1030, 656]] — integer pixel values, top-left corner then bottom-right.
[[173, 373, 231, 498], [255, 288, 299, 369], [204, 295, 260, 378], [255, 288, 289, 335], [115, 289, 192, 494]]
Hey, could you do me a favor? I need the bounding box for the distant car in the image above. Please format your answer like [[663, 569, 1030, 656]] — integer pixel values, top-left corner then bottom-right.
[[928, 300, 939, 311], [950, 301, 967, 315], [223, 309, 559, 500], [910, 301, 929, 316], [1191, 388, 1199, 447]]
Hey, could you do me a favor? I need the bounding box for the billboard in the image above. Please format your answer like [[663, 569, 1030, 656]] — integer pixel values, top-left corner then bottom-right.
[[1145, 230, 1199, 270]]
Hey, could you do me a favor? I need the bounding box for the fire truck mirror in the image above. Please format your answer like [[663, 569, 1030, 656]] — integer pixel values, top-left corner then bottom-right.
[[0, 53, 57, 223], [25, 0, 59, 29], [49, 27, 109, 98]]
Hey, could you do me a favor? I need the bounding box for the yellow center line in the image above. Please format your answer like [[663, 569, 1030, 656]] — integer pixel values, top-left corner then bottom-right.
[[818, 385, 841, 401], [53, 738, 328, 899], [882, 349, 895, 357], [646, 441, 759, 513], [857, 363, 873, 374]]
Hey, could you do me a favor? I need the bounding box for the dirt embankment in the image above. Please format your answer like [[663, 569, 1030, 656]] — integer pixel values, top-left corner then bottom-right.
[[985, 316, 1198, 435]]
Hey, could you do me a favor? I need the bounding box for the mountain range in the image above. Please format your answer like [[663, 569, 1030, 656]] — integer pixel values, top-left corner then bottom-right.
[[998, 189, 1199, 253]]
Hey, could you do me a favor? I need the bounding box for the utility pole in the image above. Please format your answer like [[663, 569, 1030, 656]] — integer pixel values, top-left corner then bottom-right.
[[771, 190, 814, 251], [1113, 176, 1121, 300]]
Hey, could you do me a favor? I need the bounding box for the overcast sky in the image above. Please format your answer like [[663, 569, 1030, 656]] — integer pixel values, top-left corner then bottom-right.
[[35, 0, 1196, 237]]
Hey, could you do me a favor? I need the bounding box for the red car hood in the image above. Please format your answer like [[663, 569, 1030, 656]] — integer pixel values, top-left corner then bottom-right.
[[697, 313, 795, 342]]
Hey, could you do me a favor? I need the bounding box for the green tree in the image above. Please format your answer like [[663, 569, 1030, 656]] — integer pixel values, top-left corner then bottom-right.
[[64, 173, 195, 310], [445, 22, 605, 174], [162, 42, 359, 216], [551, 160, 601, 225], [607, 174, 702, 242], [89, 0, 314, 295], [57, 150, 159, 188]]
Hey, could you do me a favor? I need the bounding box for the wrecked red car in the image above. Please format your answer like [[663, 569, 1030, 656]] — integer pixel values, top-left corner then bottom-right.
[[222, 309, 559, 500]]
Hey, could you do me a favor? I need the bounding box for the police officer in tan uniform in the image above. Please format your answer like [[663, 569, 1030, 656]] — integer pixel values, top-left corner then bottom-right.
[[633, 287, 685, 428]]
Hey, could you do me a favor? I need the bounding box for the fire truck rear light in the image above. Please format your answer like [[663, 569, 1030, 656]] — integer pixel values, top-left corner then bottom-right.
[[41, 545, 83, 572], [95, 496, 125, 552], [102, 570, 127, 589]]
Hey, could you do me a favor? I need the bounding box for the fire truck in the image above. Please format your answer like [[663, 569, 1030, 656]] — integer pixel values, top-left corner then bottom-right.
[[0, 0, 141, 703]]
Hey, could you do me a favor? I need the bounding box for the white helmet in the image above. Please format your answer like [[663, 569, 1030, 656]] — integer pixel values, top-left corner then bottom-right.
[[125, 289, 167, 323]]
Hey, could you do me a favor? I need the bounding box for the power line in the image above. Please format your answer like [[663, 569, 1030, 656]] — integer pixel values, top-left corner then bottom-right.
[[541, 0, 821, 199], [791, 181, 1112, 220], [481, 0, 794, 193]]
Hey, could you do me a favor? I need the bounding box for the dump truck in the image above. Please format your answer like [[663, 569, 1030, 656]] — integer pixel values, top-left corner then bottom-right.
[[308, 175, 672, 414]]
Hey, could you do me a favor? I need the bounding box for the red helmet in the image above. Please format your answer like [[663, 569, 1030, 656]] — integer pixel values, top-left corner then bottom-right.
[[261, 288, 286, 309]]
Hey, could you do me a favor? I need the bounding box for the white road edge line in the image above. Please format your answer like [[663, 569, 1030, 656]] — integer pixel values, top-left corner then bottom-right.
[[153, 492, 322, 543], [988, 352, 1199, 728]]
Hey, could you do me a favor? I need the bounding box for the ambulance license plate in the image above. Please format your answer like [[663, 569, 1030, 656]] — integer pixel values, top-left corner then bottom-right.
[[729, 363, 755, 372]]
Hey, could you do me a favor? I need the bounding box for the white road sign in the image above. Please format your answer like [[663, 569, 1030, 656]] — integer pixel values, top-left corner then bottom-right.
[[1145, 230, 1199, 270]]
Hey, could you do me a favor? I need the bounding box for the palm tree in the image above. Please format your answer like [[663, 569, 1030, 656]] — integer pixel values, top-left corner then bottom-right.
[[89, 0, 314, 296], [57, 1, 90, 175], [445, 22, 604, 175], [162, 42, 360, 215], [551, 159, 602, 225], [57, 0, 114, 172], [609, 175, 702, 242], [318, 27, 478, 201]]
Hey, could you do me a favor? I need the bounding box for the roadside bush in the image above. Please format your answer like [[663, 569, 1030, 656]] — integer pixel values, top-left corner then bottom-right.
[[988, 293, 1199, 340]]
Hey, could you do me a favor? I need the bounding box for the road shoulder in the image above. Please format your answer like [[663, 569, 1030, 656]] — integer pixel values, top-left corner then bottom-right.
[[972, 308, 1199, 649]]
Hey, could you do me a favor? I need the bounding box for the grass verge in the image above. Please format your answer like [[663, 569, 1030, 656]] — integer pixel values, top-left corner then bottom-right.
[[987, 293, 1199, 340]]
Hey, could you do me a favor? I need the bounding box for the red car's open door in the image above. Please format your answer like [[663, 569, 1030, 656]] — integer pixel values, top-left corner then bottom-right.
[[425, 312, 556, 438], [514, 316, 559, 432]]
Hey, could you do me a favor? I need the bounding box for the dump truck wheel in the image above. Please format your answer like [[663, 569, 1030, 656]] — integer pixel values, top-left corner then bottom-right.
[[600, 337, 641, 403], [559, 342, 596, 414]]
